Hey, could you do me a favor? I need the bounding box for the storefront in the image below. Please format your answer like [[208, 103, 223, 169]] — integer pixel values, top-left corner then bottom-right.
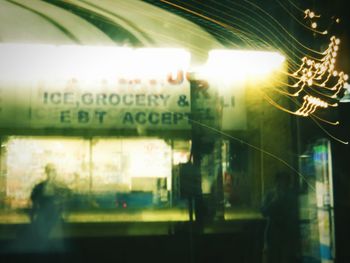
[[0, 0, 289, 227], [0, 0, 218, 217], [0, 44, 192, 211]]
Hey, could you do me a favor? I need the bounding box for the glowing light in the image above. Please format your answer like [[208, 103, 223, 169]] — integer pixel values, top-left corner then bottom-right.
[[157, 1, 348, 141], [304, 9, 320, 19], [132, 48, 191, 79], [200, 49, 285, 82], [287, 32, 348, 121], [296, 95, 329, 117], [0, 44, 191, 84]]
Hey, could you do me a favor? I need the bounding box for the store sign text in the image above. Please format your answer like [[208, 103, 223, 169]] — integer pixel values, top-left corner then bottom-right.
[[43, 92, 173, 107], [32, 88, 194, 127], [58, 110, 191, 125]]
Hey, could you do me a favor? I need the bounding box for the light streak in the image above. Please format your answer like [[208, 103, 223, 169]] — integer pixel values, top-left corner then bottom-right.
[[158, 0, 350, 133]]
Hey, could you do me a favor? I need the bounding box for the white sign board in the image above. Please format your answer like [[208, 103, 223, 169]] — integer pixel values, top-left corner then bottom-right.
[[0, 44, 192, 130], [0, 44, 247, 131], [0, 80, 192, 130]]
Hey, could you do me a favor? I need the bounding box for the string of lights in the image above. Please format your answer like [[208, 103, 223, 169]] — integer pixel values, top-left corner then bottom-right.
[[158, 0, 348, 140]]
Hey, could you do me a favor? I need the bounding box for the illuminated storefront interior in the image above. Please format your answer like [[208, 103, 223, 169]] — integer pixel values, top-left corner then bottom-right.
[[0, 2, 345, 262], [0, 0, 286, 228], [2, 137, 191, 211]]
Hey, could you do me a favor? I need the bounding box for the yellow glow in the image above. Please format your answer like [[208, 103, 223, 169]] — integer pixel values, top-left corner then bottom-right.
[[123, 139, 171, 179], [0, 44, 191, 84], [5, 137, 90, 208], [0, 44, 286, 88], [296, 95, 329, 116], [4, 136, 173, 209], [200, 49, 285, 83], [132, 48, 191, 79]]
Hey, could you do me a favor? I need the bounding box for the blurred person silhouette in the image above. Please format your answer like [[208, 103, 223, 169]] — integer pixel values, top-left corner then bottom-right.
[[17, 163, 69, 252], [261, 171, 299, 263]]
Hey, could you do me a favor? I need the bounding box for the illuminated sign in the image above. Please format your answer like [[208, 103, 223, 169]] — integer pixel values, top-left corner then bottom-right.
[[0, 44, 285, 131], [0, 44, 192, 129], [0, 82, 192, 129]]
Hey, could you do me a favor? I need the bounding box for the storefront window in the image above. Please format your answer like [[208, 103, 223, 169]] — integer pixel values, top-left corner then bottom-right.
[[0, 136, 190, 221], [4, 137, 90, 209]]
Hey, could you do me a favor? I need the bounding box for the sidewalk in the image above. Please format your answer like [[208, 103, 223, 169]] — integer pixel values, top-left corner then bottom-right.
[[0, 208, 263, 238], [0, 207, 262, 222]]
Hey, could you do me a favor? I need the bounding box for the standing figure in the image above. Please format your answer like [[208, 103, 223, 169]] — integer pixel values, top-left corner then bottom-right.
[[29, 163, 66, 248], [261, 171, 299, 263]]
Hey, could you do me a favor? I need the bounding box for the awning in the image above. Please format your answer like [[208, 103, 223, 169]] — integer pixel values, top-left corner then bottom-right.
[[0, 0, 223, 64]]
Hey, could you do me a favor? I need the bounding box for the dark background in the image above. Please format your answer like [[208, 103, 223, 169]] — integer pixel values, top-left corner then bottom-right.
[[145, 1, 350, 262]]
